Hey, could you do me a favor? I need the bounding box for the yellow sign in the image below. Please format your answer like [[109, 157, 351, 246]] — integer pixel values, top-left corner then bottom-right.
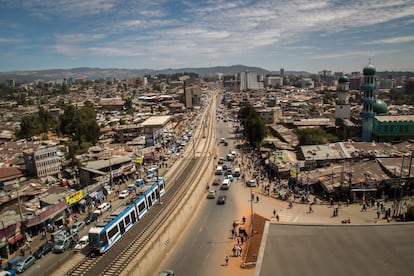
[[66, 190, 83, 205], [135, 157, 143, 165]]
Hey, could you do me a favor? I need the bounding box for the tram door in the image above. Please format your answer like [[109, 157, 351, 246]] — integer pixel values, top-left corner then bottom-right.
[[119, 221, 125, 234]]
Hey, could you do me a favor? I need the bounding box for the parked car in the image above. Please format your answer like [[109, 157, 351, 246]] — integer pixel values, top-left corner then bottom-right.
[[70, 221, 86, 234], [207, 190, 217, 199], [33, 242, 54, 259], [15, 255, 36, 273], [0, 271, 16, 276], [74, 235, 89, 251], [118, 189, 130, 199], [217, 195, 227, 205], [93, 202, 111, 215], [84, 213, 99, 225], [4, 256, 22, 275]]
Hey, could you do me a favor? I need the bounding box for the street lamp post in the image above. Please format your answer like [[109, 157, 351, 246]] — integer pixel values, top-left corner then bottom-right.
[[250, 186, 254, 237]]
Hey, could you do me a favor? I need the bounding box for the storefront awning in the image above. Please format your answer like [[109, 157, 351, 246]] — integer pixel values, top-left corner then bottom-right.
[[8, 232, 23, 245]]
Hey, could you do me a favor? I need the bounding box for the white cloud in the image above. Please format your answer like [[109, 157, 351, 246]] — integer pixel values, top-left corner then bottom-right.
[[363, 35, 414, 45]]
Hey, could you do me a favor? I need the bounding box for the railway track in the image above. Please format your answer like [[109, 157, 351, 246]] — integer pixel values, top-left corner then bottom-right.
[[64, 92, 217, 275]]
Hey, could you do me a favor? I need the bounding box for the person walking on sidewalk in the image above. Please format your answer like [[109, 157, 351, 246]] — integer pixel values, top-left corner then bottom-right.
[[308, 203, 313, 213], [225, 255, 229, 266], [273, 209, 276, 218]]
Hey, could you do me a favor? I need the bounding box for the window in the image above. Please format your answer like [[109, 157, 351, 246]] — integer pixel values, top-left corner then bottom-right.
[[108, 226, 119, 240], [138, 202, 146, 213], [124, 214, 131, 226]]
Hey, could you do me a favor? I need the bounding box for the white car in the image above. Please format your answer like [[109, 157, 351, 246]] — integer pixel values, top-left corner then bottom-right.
[[75, 235, 89, 251], [70, 221, 86, 234], [119, 189, 130, 199], [93, 202, 111, 215], [207, 190, 217, 199]]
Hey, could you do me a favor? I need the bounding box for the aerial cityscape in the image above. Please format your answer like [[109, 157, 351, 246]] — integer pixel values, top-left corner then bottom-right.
[[1, 1, 414, 276]]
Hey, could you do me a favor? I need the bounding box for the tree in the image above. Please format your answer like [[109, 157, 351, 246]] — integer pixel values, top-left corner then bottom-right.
[[59, 104, 100, 145], [295, 127, 338, 145], [238, 104, 267, 147]]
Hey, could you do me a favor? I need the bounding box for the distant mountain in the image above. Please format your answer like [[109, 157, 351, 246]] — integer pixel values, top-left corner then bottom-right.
[[0, 65, 276, 83]]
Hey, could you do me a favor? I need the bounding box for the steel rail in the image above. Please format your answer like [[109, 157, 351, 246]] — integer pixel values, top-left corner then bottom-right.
[[64, 93, 216, 276]]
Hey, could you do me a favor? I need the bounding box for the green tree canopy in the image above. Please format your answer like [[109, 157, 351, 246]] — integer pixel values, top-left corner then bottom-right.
[[59, 105, 100, 145], [295, 127, 338, 145], [238, 103, 267, 147]]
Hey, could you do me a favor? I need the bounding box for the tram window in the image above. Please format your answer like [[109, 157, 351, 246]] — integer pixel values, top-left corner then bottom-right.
[[108, 226, 119, 240], [125, 214, 131, 225]]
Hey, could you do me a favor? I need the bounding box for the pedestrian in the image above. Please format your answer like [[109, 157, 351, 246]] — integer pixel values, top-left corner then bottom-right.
[[361, 203, 367, 212], [231, 229, 235, 238], [242, 216, 246, 224], [276, 214, 279, 222], [273, 209, 276, 218], [237, 236, 241, 245], [232, 246, 236, 257], [256, 195, 259, 203], [308, 204, 313, 213], [225, 255, 229, 266]]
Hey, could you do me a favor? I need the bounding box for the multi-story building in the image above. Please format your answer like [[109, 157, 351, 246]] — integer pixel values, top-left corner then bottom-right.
[[266, 76, 283, 88], [141, 115, 173, 147], [24, 145, 61, 178], [239, 71, 259, 91]]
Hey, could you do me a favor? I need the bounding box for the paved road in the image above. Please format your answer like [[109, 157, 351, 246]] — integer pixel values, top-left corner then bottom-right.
[[155, 105, 399, 276]]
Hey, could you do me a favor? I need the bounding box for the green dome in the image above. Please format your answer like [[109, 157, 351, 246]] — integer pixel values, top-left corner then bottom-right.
[[363, 64, 376, 76], [338, 76, 349, 83], [373, 99, 388, 114]]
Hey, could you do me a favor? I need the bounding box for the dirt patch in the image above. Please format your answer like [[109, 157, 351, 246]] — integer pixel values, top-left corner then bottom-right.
[[243, 213, 269, 266]]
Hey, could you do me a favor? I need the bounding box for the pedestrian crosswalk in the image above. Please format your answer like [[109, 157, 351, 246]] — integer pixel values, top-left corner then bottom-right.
[[273, 213, 292, 223]]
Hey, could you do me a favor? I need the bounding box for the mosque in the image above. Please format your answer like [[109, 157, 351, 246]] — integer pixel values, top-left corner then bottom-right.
[[336, 62, 414, 142]]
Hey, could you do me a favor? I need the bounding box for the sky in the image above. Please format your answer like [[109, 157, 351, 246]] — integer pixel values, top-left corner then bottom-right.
[[1, 0, 414, 74]]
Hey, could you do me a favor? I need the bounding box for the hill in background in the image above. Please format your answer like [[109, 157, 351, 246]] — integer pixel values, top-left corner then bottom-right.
[[0, 65, 280, 83]]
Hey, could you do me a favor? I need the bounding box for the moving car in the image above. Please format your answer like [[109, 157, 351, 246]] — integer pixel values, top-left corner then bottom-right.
[[158, 270, 175, 276], [221, 179, 231, 190], [207, 190, 216, 199], [33, 242, 54, 259], [212, 178, 220, 186], [53, 233, 78, 253], [246, 179, 257, 187], [217, 195, 227, 205], [127, 183, 136, 192], [15, 255, 36, 273], [71, 221, 86, 234], [118, 189, 130, 199], [75, 235, 89, 251], [93, 202, 111, 215]]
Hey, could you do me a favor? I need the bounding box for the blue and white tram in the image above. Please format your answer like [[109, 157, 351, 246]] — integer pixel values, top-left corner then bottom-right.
[[88, 177, 165, 255]]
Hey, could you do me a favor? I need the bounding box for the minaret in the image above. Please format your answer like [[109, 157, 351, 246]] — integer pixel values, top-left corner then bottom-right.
[[335, 76, 350, 120], [361, 61, 376, 142]]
